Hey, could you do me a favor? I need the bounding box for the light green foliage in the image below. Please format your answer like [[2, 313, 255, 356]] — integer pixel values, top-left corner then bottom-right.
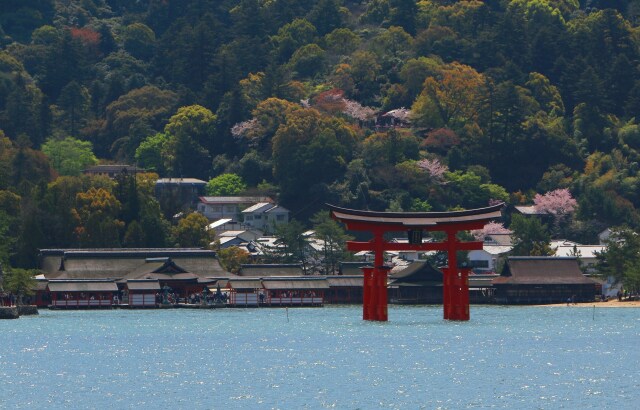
[[444, 171, 508, 208], [42, 137, 98, 176], [3, 268, 37, 303], [163, 105, 216, 178], [172, 212, 213, 248], [135, 133, 169, 173], [205, 173, 247, 196], [165, 105, 216, 142]]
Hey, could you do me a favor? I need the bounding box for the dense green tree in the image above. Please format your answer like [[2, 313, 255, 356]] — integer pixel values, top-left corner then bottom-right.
[[217, 247, 250, 274], [412, 62, 487, 130], [72, 187, 124, 247], [289, 43, 326, 78], [595, 227, 640, 293], [311, 210, 352, 275], [56, 81, 90, 138], [123, 23, 157, 61], [135, 133, 169, 174], [205, 174, 247, 196], [271, 219, 311, 272], [3, 268, 37, 305], [41, 137, 98, 176], [101, 86, 178, 158], [272, 18, 318, 63], [272, 108, 356, 208], [509, 214, 554, 256], [10, 136, 55, 194], [172, 212, 213, 248]]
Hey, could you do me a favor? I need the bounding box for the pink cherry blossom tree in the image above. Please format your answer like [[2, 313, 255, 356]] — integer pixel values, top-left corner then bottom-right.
[[417, 158, 448, 184], [470, 221, 512, 240], [533, 188, 577, 216], [533, 188, 578, 235]]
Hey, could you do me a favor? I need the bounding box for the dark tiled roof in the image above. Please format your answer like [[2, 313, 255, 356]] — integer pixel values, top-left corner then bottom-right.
[[84, 165, 143, 173], [389, 261, 443, 286], [493, 257, 598, 285], [238, 264, 304, 277]]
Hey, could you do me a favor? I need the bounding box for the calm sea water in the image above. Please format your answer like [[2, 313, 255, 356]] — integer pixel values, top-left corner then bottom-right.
[[1, 306, 638, 409]]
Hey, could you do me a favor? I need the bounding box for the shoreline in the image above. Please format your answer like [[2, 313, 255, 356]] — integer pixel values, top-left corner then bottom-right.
[[533, 299, 640, 308]]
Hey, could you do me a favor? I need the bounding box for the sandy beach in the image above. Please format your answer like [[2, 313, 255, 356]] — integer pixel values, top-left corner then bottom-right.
[[537, 299, 640, 307]]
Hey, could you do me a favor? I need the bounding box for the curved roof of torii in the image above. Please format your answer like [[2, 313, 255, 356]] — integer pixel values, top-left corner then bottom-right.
[[327, 203, 504, 228]]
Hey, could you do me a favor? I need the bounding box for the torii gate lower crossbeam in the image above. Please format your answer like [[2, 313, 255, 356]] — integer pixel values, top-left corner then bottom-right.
[[328, 203, 503, 321]]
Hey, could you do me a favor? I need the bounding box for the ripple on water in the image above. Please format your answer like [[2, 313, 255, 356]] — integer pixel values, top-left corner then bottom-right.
[[1, 306, 639, 409]]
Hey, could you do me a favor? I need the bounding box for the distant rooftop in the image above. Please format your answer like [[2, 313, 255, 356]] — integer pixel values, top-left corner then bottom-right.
[[200, 196, 273, 204]]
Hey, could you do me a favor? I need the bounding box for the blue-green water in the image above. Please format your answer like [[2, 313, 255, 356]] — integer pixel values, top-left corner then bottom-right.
[[1, 306, 638, 409]]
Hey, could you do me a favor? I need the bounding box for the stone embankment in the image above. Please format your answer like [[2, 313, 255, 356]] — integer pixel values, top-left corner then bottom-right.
[[0, 305, 39, 319], [18, 305, 39, 315], [0, 307, 19, 319]]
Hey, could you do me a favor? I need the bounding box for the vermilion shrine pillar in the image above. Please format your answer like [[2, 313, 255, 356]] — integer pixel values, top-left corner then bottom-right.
[[328, 203, 503, 322]]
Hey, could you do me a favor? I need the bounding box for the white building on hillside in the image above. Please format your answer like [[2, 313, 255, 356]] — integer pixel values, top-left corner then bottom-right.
[[242, 203, 289, 234]]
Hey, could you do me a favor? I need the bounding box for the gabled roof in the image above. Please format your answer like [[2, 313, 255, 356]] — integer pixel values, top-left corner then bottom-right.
[[126, 280, 161, 291], [494, 257, 598, 285], [228, 278, 263, 290], [389, 261, 443, 286], [265, 205, 289, 213], [199, 196, 273, 205], [262, 277, 329, 290], [513, 205, 546, 215], [156, 178, 206, 185], [339, 261, 369, 275], [242, 202, 274, 213], [483, 234, 513, 246], [84, 165, 143, 174], [238, 264, 304, 277], [39, 248, 229, 279], [326, 276, 363, 287], [208, 218, 233, 229], [47, 280, 118, 292]]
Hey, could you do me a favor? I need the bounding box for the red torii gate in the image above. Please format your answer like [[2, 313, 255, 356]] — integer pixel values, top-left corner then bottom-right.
[[328, 203, 504, 321]]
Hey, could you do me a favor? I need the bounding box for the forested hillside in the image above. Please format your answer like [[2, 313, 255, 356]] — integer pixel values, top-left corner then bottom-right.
[[1, 0, 640, 269]]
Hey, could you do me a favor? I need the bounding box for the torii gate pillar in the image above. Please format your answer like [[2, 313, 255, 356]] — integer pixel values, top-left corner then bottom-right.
[[328, 203, 503, 322]]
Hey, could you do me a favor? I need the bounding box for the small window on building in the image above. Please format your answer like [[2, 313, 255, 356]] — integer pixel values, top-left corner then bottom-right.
[[470, 260, 489, 268], [254, 214, 262, 220], [225, 206, 235, 212], [213, 205, 222, 212], [245, 215, 253, 221], [276, 214, 285, 221]]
